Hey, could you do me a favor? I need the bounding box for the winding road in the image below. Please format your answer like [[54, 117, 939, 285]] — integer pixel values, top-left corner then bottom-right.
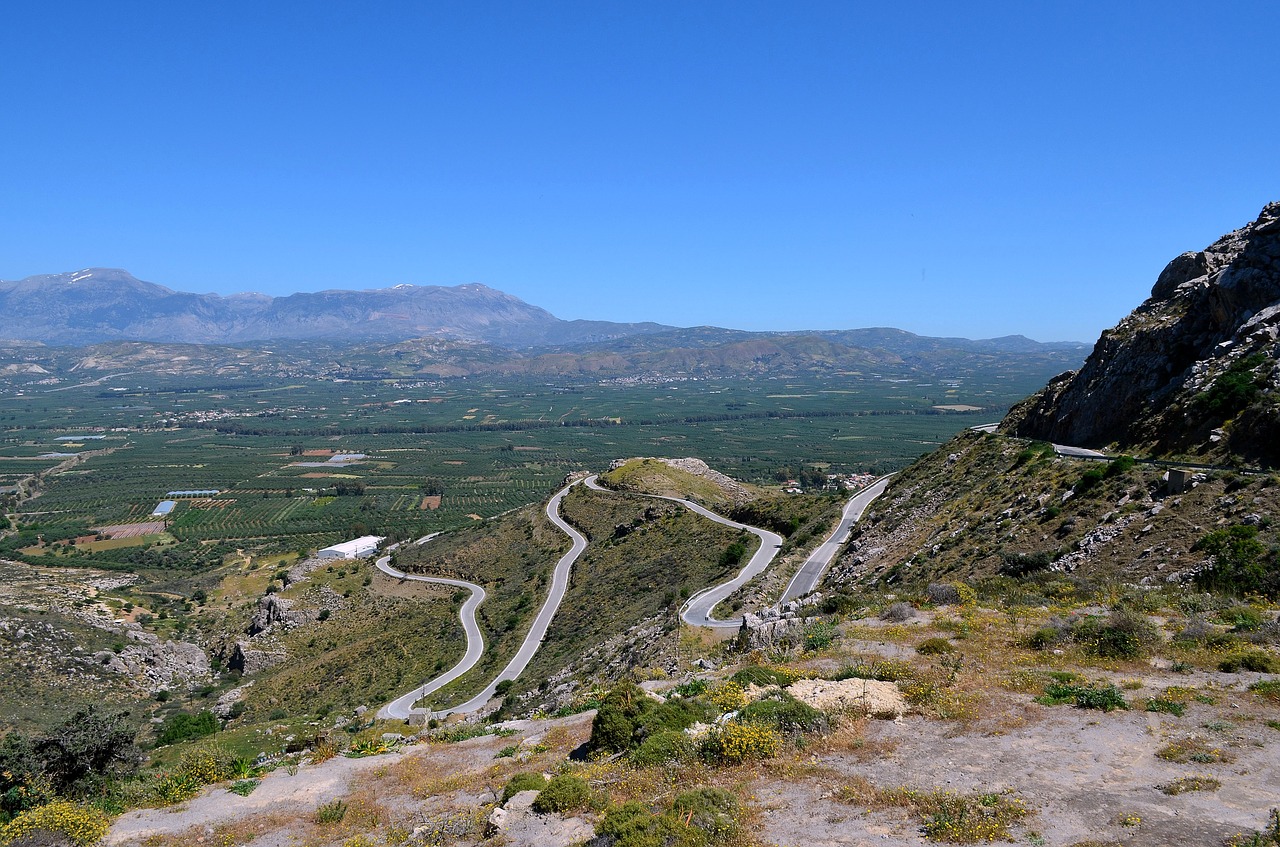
[[377, 470, 887, 718], [375, 535, 487, 720], [779, 475, 891, 604], [582, 475, 784, 629], [377, 478, 587, 720]]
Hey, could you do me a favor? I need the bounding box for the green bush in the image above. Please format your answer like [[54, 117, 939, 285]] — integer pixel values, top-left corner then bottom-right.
[[1104, 455, 1137, 477], [1145, 698, 1186, 716], [315, 799, 347, 824], [1218, 604, 1265, 632], [502, 772, 548, 804], [672, 788, 739, 841], [596, 801, 710, 847], [632, 731, 696, 767], [999, 550, 1054, 578], [531, 774, 591, 814], [1218, 651, 1277, 673], [736, 694, 827, 736], [672, 679, 709, 698], [916, 637, 955, 656], [156, 710, 220, 746], [589, 683, 711, 754], [1194, 525, 1273, 597], [595, 790, 740, 847], [803, 620, 839, 651], [821, 593, 862, 615], [1249, 680, 1280, 702], [1074, 467, 1106, 494], [1037, 683, 1128, 712], [719, 540, 748, 568], [1075, 611, 1159, 659]]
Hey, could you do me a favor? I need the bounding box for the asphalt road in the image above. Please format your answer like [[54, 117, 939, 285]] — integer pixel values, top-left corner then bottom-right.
[[970, 422, 1109, 461], [376, 535, 487, 720], [582, 475, 783, 629], [378, 478, 588, 719], [779, 475, 890, 604]]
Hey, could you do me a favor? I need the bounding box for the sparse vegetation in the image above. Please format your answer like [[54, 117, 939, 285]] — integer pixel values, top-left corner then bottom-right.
[[1036, 682, 1128, 712], [1157, 775, 1220, 795], [314, 799, 348, 824], [834, 777, 1031, 843]]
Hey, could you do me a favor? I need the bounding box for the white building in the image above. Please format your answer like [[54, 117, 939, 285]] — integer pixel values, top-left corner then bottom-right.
[[318, 535, 385, 560]]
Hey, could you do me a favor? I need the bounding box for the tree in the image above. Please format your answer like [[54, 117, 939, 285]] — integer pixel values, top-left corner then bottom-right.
[[0, 732, 51, 819], [1193, 524, 1271, 597], [35, 708, 141, 793]]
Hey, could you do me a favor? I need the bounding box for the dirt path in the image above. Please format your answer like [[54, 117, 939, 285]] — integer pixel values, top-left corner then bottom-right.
[[106, 714, 594, 845]]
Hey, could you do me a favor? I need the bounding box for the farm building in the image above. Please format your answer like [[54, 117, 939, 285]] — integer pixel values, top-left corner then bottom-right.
[[151, 500, 176, 516], [167, 489, 221, 497], [318, 535, 384, 560]]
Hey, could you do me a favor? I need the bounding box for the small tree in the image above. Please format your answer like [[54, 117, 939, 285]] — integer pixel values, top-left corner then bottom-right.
[[35, 708, 141, 793], [1194, 524, 1270, 596]]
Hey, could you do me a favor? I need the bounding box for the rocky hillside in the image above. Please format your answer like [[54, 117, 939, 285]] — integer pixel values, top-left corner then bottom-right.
[[828, 428, 1278, 593], [1005, 202, 1280, 466], [828, 204, 1280, 595]]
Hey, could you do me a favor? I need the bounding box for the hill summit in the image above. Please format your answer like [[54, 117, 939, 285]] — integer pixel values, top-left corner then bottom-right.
[[1005, 201, 1280, 466]]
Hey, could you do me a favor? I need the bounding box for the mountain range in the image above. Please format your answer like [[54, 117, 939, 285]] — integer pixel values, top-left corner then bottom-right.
[[0, 268, 1091, 381], [0, 269, 671, 347]]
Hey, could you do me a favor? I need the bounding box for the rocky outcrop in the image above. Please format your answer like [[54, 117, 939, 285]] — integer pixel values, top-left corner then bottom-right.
[[606, 456, 753, 504], [90, 627, 211, 693], [229, 641, 286, 674], [244, 593, 329, 635], [1005, 202, 1280, 464]]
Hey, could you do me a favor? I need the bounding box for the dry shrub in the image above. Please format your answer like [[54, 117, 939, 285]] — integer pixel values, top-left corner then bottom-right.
[[815, 720, 899, 761], [881, 602, 917, 623]]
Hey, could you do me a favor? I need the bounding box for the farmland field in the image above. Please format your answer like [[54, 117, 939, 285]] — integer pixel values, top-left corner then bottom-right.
[[0, 366, 1060, 566]]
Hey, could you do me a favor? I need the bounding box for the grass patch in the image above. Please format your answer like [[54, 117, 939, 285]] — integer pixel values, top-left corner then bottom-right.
[[1145, 698, 1186, 716], [1157, 775, 1221, 795], [834, 777, 1031, 843], [1155, 738, 1235, 765]]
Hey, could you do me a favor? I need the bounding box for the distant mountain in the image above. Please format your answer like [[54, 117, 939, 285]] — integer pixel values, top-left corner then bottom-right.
[[1005, 201, 1280, 466], [0, 269, 671, 347], [0, 268, 1092, 384]]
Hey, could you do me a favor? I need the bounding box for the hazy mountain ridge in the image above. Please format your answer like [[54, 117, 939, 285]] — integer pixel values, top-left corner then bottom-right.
[[0, 269, 671, 347], [0, 270, 1089, 382]]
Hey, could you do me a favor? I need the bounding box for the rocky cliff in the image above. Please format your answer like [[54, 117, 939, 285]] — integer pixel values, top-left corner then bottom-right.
[[1004, 202, 1280, 466]]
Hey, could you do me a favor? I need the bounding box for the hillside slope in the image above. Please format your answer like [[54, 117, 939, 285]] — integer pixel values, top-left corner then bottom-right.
[[1005, 202, 1280, 466], [831, 204, 1280, 593], [828, 429, 1278, 593]]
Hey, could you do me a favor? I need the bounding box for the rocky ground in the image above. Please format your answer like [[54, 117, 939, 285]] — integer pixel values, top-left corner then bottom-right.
[[105, 609, 1280, 847]]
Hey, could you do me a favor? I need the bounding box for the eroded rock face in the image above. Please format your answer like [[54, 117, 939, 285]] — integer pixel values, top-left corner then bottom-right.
[[1005, 202, 1280, 463], [229, 641, 286, 674]]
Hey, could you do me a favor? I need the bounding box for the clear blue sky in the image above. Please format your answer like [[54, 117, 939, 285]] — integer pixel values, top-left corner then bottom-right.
[[2, 1, 1277, 342]]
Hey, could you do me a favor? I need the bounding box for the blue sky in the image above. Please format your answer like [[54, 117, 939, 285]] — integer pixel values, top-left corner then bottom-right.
[[2, 2, 1277, 342]]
